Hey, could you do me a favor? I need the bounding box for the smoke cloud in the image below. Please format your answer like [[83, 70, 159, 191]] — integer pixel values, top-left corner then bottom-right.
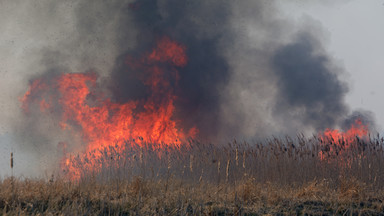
[[272, 32, 349, 131], [108, 0, 233, 139], [1, 0, 375, 175], [342, 110, 376, 132]]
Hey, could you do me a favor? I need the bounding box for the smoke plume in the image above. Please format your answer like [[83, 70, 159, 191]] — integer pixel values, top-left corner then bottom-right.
[[272, 32, 349, 131], [108, 0, 232, 139], [3, 0, 375, 175]]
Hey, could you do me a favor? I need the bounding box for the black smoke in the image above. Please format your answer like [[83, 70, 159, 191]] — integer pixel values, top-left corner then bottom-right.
[[4, 0, 379, 177], [14, 0, 377, 167], [106, 0, 232, 138], [272, 33, 349, 131]]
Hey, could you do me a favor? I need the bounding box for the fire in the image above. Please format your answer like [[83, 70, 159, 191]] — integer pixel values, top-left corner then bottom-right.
[[318, 119, 369, 162], [21, 37, 197, 179]]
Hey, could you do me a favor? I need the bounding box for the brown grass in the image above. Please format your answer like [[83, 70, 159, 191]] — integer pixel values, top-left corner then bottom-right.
[[2, 135, 384, 215], [2, 177, 384, 215]]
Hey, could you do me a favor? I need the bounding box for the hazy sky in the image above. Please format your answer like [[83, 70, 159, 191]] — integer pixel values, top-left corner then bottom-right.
[[0, 0, 383, 178]]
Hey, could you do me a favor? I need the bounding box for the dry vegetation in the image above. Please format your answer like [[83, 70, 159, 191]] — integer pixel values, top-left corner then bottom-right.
[[2, 135, 384, 215]]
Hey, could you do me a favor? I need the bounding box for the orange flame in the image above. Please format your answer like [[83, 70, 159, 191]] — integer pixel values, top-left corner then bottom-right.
[[21, 37, 197, 179], [318, 119, 369, 162]]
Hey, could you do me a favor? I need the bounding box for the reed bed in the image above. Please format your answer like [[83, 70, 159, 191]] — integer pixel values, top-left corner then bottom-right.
[[69, 135, 384, 189], [2, 135, 384, 215]]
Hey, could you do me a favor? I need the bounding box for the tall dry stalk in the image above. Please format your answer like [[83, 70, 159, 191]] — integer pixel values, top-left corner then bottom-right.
[[226, 159, 230, 183], [189, 154, 193, 173], [10, 152, 15, 203], [199, 168, 203, 183], [217, 160, 221, 184], [165, 154, 171, 194], [10, 152, 13, 176], [242, 151, 246, 169]]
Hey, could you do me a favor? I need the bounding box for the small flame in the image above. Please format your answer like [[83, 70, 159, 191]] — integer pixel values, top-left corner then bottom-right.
[[318, 119, 369, 163]]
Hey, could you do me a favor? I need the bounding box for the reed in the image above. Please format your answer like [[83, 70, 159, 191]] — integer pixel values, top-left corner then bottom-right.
[[2, 135, 384, 214]]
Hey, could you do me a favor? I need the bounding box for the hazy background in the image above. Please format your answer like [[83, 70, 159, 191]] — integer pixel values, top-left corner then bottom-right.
[[0, 0, 383, 177]]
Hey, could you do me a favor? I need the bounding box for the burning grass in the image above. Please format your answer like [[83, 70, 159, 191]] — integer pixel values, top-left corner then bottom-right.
[[3, 135, 384, 215]]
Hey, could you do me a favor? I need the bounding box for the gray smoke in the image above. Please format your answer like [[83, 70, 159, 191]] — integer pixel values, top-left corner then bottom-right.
[[342, 110, 376, 132], [272, 32, 349, 131], [1, 0, 375, 176], [107, 0, 233, 139]]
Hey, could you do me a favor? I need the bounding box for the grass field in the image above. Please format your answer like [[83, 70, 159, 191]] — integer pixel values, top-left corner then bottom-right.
[[2, 136, 384, 215]]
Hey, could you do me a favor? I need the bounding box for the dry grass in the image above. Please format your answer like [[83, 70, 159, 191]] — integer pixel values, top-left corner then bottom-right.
[[1, 177, 384, 215], [2, 135, 384, 215]]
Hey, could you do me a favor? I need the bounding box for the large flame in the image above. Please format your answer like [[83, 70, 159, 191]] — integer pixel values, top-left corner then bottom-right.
[[21, 37, 197, 179]]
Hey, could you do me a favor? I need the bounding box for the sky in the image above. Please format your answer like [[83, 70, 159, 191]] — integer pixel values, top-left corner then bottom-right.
[[0, 0, 383, 178]]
